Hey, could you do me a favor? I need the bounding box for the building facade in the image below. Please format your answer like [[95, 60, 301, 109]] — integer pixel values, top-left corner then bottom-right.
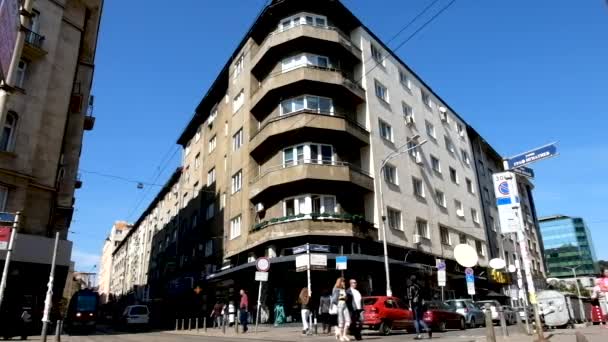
[[0, 0, 102, 315], [98, 221, 132, 303], [539, 215, 598, 279]]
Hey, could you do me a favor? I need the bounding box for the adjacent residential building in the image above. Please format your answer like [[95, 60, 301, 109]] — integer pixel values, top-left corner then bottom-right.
[[0, 0, 102, 315], [98, 221, 132, 303], [539, 215, 598, 281]]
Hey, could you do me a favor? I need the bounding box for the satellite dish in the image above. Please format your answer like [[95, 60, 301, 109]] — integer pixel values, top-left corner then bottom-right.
[[454, 244, 479, 267], [489, 258, 506, 270], [508, 264, 517, 273]]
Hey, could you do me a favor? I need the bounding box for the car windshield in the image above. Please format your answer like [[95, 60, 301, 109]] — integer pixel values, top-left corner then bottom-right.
[[130, 306, 148, 315], [451, 301, 466, 308], [363, 298, 378, 306], [76, 295, 97, 312]]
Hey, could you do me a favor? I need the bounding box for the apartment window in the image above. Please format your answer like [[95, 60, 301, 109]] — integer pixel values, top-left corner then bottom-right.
[[489, 215, 496, 231], [15, 59, 28, 88], [204, 240, 213, 257], [374, 80, 389, 103], [471, 208, 479, 223], [379, 120, 393, 142], [475, 240, 485, 256], [280, 95, 333, 115], [387, 207, 401, 231], [459, 233, 467, 244], [371, 44, 384, 66], [234, 55, 244, 79], [194, 153, 200, 169], [281, 53, 331, 72], [455, 200, 464, 217], [208, 135, 216, 153], [421, 91, 432, 109], [444, 136, 455, 154], [483, 187, 491, 203], [232, 128, 243, 151], [416, 218, 429, 239], [402, 102, 414, 124], [284, 196, 307, 216], [479, 161, 485, 175], [206, 202, 215, 220], [383, 164, 398, 185], [430, 155, 441, 173], [425, 120, 436, 139], [195, 126, 201, 142], [207, 168, 216, 186], [283, 143, 333, 166], [0, 112, 18, 152], [184, 141, 191, 156], [230, 215, 242, 239], [408, 140, 422, 163], [435, 189, 446, 208], [233, 89, 244, 113], [208, 107, 217, 126], [284, 194, 337, 216], [0, 186, 8, 211], [231, 170, 242, 193], [440, 226, 451, 245], [412, 177, 425, 198], [449, 167, 459, 184], [466, 178, 474, 193], [399, 70, 411, 90], [220, 193, 226, 209], [457, 123, 465, 139], [278, 13, 327, 31], [461, 149, 471, 165]]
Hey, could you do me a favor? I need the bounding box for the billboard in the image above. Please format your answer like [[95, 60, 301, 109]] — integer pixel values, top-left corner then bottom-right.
[[0, 0, 20, 83]]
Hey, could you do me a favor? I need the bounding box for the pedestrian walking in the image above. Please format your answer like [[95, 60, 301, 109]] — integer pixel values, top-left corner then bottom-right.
[[20, 309, 31, 340], [408, 275, 431, 340], [239, 289, 249, 333], [298, 288, 311, 334], [347, 279, 363, 341], [211, 301, 223, 328], [332, 277, 351, 341], [228, 301, 236, 327], [319, 290, 332, 334]]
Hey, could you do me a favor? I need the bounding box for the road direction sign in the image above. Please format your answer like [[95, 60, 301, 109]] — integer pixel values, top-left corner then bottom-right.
[[255, 271, 269, 282], [255, 257, 270, 272], [505, 142, 557, 170], [0, 213, 15, 223], [336, 256, 347, 270], [512, 166, 535, 179], [0, 227, 10, 250], [293, 244, 330, 254], [465, 267, 474, 276]]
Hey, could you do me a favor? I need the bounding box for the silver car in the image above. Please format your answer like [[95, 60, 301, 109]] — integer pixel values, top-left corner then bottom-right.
[[446, 299, 486, 328]]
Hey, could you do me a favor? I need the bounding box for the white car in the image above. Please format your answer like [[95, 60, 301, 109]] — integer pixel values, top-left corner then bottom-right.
[[122, 305, 150, 328]]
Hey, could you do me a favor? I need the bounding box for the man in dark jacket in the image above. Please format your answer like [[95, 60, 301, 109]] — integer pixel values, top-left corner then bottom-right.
[[346, 279, 363, 341], [408, 275, 431, 340]]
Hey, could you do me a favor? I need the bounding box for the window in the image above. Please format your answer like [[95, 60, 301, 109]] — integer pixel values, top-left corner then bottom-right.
[[444, 136, 455, 154], [230, 215, 242, 239], [466, 178, 474, 193], [280, 95, 333, 115], [399, 70, 411, 90], [408, 140, 422, 163], [232, 128, 243, 151], [234, 55, 244, 79], [233, 89, 244, 113], [278, 13, 327, 31], [430, 155, 441, 173], [416, 218, 429, 239], [479, 161, 485, 175], [206, 203, 215, 220], [194, 153, 200, 169], [220, 193, 226, 209], [0, 112, 17, 152], [283, 194, 337, 216], [371, 44, 384, 66], [207, 107, 217, 126], [489, 215, 496, 231], [421, 91, 432, 109], [195, 126, 201, 142], [455, 200, 464, 217], [412, 177, 425, 198], [281, 53, 331, 72], [284, 196, 306, 216], [0, 186, 7, 211], [383, 164, 398, 185], [440, 226, 451, 245], [425, 120, 436, 139], [208, 135, 216, 153], [461, 149, 471, 165], [207, 168, 216, 186], [475, 240, 485, 256], [459, 234, 467, 244], [457, 123, 465, 138], [471, 208, 479, 223], [184, 141, 191, 156], [204, 240, 213, 257], [312, 195, 336, 214], [483, 187, 491, 203], [374, 80, 389, 102], [402, 102, 414, 124], [435, 189, 446, 207], [282, 143, 334, 166], [231, 170, 242, 193], [379, 120, 393, 142], [15, 59, 27, 88], [449, 167, 459, 184], [387, 207, 401, 230]]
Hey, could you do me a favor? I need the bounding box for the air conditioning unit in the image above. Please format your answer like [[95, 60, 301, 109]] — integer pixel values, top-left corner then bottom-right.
[[413, 234, 422, 244], [256, 203, 265, 212], [456, 209, 465, 217], [405, 114, 414, 126]]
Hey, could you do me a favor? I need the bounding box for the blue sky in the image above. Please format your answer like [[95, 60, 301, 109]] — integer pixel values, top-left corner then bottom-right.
[[70, 0, 608, 272]]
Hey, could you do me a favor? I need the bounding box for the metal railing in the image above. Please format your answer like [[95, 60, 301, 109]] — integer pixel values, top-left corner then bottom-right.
[[23, 27, 45, 49], [250, 160, 372, 185]]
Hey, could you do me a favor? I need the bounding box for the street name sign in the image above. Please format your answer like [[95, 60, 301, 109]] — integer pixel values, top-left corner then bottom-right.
[[505, 143, 557, 170], [512, 166, 535, 179]]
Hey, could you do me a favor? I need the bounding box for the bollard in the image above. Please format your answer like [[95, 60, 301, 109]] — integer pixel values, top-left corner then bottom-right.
[[188, 317, 192, 331], [54, 320, 62, 342], [175, 318, 179, 331], [196, 317, 200, 333], [203, 317, 207, 332], [485, 303, 497, 342], [181, 318, 185, 331], [314, 316, 318, 335], [222, 315, 226, 334], [235, 318, 239, 334], [498, 306, 508, 337]]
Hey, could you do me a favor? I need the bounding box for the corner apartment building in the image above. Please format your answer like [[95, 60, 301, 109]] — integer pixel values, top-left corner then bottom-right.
[[539, 215, 598, 283], [98, 221, 132, 303], [0, 0, 102, 314]]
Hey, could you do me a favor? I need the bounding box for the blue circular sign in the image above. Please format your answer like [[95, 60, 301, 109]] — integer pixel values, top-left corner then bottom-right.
[[498, 181, 509, 196]]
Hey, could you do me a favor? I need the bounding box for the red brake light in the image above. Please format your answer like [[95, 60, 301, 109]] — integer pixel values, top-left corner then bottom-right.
[[371, 307, 379, 313], [424, 311, 433, 319]]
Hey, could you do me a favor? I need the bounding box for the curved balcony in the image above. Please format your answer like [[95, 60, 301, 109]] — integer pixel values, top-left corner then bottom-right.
[[250, 66, 366, 115], [251, 24, 361, 75], [22, 28, 47, 59], [250, 161, 373, 202], [247, 217, 378, 248], [250, 110, 369, 159]]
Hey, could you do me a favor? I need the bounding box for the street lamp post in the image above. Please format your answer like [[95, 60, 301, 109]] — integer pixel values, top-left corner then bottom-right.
[[561, 265, 586, 322], [379, 135, 427, 296]]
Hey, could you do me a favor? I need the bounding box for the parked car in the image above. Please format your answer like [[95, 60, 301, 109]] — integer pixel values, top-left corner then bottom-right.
[[423, 301, 467, 331], [446, 299, 486, 328], [121, 305, 150, 329], [362, 296, 413, 335], [475, 300, 517, 325]]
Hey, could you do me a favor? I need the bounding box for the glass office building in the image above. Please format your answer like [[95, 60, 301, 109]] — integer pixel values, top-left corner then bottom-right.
[[539, 215, 598, 278]]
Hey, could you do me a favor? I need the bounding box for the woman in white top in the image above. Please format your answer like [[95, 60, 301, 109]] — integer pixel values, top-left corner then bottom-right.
[[331, 277, 351, 341]]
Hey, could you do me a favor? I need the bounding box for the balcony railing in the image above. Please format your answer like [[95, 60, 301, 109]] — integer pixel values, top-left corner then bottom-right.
[[250, 160, 371, 185], [24, 28, 45, 49], [250, 213, 370, 233]]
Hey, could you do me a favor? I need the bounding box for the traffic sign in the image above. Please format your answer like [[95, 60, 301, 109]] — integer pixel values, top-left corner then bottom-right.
[[465, 274, 475, 282], [255, 271, 269, 282], [292, 244, 330, 255], [438, 270, 446, 287], [336, 256, 347, 270], [505, 142, 557, 170], [465, 267, 474, 276], [512, 166, 535, 179], [255, 257, 270, 272], [467, 282, 476, 295], [0, 227, 10, 250], [436, 259, 446, 271]]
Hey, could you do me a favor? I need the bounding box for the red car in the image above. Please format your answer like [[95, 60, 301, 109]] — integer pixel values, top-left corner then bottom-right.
[[362, 297, 466, 335]]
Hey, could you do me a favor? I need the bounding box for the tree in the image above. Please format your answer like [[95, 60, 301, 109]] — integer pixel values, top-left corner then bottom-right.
[[597, 260, 608, 272]]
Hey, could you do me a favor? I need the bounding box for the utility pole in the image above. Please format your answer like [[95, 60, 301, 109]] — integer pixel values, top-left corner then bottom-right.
[[0, 211, 20, 309], [41, 231, 60, 342]]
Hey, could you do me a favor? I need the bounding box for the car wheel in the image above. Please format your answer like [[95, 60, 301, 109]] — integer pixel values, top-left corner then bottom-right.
[[438, 321, 447, 332], [379, 321, 392, 336], [459, 317, 466, 330]]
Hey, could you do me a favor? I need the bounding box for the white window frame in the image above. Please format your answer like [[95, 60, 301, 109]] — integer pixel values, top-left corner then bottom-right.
[[435, 189, 446, 208], [194, 153, 200, 169], [282, 194, 337, 217], [387, 207, 402, 231], [371, 44, 384, 66], [280, 95, 334, 116], [440, 226, 451, 245], [444, 136, 455, 154], [282, 143, 334, 166], [407, 140, 422, 163], [379, 119, 393, 142], [416, 218, 429, 239], [457, 123, 465, 139], [278, 12, 327, 31], [207, 168, 216, 186], [232, 128, 243, 151], [476, 240, 485, 256], [449, 167, 459, 184], [461, 149, 471, 165], [233, 89, 244, 113], [281, 53, 331, 73], [402, 102, 414, 123], [466, 178, 475, 194], [184, 141, 191, 156], [430, 155, 441, 173], [195, 126, 201, 142], [399, 70, 412, 90], [230, 215, 242, 240], [234, 55, 244, 79], [471, 208, 479, 223], [15, 59, 27, 88], [231, 170, 242, 194], [208, 135, 216, 153], [0, 112, 18, 152], [412, 177, 425, 198], [425, 120, 436, 139], [421, 90, 432, 109], [455, 200, 464, 217], [374, 80, 389, 103], [383, 164, 398, 185], [208, 107, 218, 126]]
